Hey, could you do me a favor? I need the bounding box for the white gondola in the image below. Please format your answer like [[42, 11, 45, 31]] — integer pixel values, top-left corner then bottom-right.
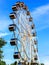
[[34, 49, 36, 53], [13, 52, 20, 59], [31, 62, 38, 65], [34, 40, 37, 45], [12, 5, 18, 11], [29, 17, 32, 21], [10, 38, 17, 46], [16, 2, 24, 7], [27, 11, 30, 15], [16, 1, 20, 5], [23, 5, 27, 10], [18, 61, 25, 65], [20, 62, 26, 65], [15, 2, 20, 7], [34, 55, 38, 60], [32, 32, 36, 36], [9, 24, 16, 31], [19, 2, 24, 7], [31, 24, 35, 29], [9, 12, 16, 19]]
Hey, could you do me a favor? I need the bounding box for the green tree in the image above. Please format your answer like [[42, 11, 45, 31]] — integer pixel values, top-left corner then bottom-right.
[[41, 63, 44, 65], [0, 49, 3, 61], [10, 61, 17, 65], [10, 63, 14, 65], [0, 38, 6, 65], [0, 61, 6, 65], [0, 38, 6, 48]]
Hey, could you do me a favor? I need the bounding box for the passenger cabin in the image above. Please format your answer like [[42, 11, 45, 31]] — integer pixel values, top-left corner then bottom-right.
[[23, 6, 27, 10], [16, 2, 20, 7], [27, 11, 30, 15], [16, 1, 20, 5], [31, 24, 35, 29], [19, 2, 24, 7], [10, 38, 17, 46], [9, 24, 16, 31], [13, 52, 20, 59], [31, 63, 38, 65], [29, 17, 32, 21], [34, 49, 38, 52], [18, 62, 22, 65], [34, 55, 38, 60], [34, 40, 37, 45], [32, 32, 36, 36], [9, 12, 16, 19], [34, 49, 36, 53], [21, 62, 26, 65], [12, 5, 18, 11]]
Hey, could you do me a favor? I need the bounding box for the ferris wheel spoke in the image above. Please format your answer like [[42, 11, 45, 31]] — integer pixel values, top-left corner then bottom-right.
[[21, 13, 31, 33], [16, 38, 30, 60]]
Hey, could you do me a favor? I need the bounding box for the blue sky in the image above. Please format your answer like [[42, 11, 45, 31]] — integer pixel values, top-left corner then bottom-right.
[[0, 0, 49, 65]]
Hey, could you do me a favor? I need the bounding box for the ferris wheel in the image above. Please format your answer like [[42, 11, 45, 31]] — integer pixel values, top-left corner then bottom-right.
[[8, 1, 39, 65]]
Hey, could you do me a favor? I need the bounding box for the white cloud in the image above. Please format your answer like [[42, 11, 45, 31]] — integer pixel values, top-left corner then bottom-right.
[[3, 59, 14, 65], [0, 21, 8, 31], [31, 4, 49, 17], [31, 4, 49, 31], [0, 20, 12, 37], [40, 56, 49, 65], [0, 32, 9, 37], [0, 19, 12, 32], [44, 61, 49, 65]]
